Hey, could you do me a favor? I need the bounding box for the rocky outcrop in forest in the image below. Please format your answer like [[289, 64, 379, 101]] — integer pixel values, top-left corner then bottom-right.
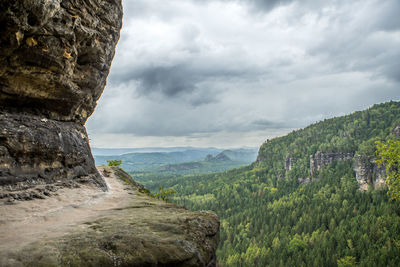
[[353, 155, 386, 191], [308, 152, 386, 190], [285, 155, 296, 171], [394, 125, 400, 138], [0, 0, 122, 196], [310, 152, 354, 176]]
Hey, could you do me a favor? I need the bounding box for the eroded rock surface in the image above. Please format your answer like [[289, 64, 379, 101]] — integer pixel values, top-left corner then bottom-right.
[[0, 167, 220, 267], [394, 125, 400, 138], [354, 155, 386, 191], [0, 0, 122, 194], [0, 0, 122, 122], [285, 154, 296, 171], [310, 151, 354, 176], [0, 112, 107, 199]]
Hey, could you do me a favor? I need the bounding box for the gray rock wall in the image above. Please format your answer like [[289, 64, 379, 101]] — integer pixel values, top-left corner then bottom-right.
[[0, 0, 122, 195], [0, 0, 123, 123], [310, 151, 354, 176], [353, 155, 386, 191], [285, 155, 296, 171], [394, 125, 400, 138]]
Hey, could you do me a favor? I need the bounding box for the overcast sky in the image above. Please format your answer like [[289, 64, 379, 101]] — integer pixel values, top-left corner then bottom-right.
[[86, 0, 400, 148]]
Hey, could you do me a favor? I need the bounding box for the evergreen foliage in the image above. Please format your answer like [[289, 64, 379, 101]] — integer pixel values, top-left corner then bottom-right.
[[132, 101, 400, 266], [107, 159, 122, 167], [376, 140, 400, 200], [154, 186, 176, 201]]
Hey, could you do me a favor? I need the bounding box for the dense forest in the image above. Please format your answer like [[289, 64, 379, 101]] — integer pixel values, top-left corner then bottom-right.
[[132, 101, 400, 266]]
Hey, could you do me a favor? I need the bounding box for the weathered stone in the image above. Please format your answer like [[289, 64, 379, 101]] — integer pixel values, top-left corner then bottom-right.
[[394, 125, 400, 138], [0, 0, 122, 193], [0, 0, 123, 123], [0, 167, 220, 267], [0, 112, 107, 193], [310, 151, 354, 176], [354, 155, 386, 191], [285, 155, 296, 171]]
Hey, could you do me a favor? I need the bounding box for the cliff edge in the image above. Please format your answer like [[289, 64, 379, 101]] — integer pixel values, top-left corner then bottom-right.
[[0, 167, 220, 266]]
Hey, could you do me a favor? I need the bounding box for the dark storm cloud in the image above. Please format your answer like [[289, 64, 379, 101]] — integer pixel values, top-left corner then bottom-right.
[[108, 63, 253, 109], [375, 0, 400, 32], [242, 0, 295, 12], [111, 63, 250, 97], [134, 65, 197, 97], [307, 0, 400, 83]]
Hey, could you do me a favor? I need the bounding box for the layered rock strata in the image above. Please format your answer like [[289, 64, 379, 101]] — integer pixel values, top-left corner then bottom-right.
[[353, 155, 386, 191], [310, 151, 354, 176], [285, 155, 296, 171], [0, 0, 122, 195], [0, 112, 107, 199]]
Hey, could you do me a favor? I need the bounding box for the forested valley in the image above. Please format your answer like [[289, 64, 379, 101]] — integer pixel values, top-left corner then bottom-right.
[[132, 101, 400, 266]]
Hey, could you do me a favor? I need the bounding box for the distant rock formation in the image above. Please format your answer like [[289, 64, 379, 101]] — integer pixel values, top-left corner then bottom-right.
[[205, 154, 214, 162], [394, 125, 400, 138], [308, 151, 386, 191], [310, 151, 354, 176], [353, 155, 386, 191], [0, 0, 122, 196], [205, 152, 231, 162], [285, 155, 296, 171], [214, 152, 231, 162]]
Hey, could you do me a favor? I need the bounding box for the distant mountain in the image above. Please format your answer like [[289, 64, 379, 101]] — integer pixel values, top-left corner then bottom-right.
[[91, 147, 222, 156], [94, 147, 258, 172], [220, 149, 258, 162], [152, 152, 242, 175], [204, 152, 232, 162]]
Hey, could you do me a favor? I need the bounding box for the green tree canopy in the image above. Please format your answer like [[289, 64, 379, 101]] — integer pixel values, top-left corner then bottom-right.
[[376, 140, 400, 200], [107, 160, 122, 167]]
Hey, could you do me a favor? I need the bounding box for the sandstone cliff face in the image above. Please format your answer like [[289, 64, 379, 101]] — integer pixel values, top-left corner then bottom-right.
[[353, 155, 386, 191], [0, 0, 122, 195], [285, 155, 296, 171], [0, 112, 107, 199], [0, 0, 122, 123], [394, 125, 400, 138], [310, 151, 353, 176]]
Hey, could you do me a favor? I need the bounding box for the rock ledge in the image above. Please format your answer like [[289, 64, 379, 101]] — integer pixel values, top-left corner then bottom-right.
[[0, 167, 219, 267]]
